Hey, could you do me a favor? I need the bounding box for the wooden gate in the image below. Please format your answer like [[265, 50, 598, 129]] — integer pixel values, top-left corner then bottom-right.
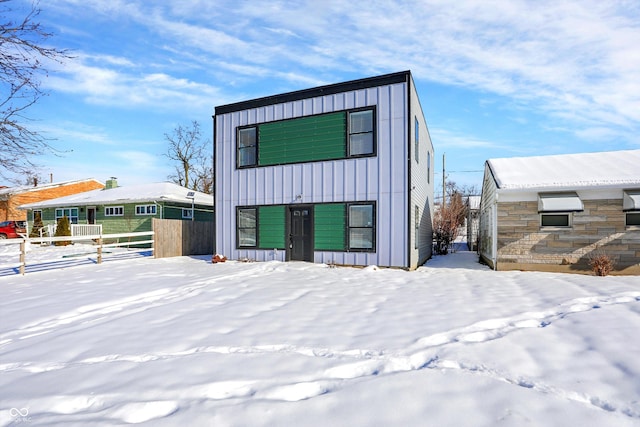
[[153, 218, 214, 258]]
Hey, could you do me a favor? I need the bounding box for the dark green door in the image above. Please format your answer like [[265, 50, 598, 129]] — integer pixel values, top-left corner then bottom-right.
[[289, 206, 313, 261]]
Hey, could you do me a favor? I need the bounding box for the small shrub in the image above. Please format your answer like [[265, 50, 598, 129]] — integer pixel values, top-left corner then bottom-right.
[[588, 252, 615, 276], [54, 216, 72, 246]]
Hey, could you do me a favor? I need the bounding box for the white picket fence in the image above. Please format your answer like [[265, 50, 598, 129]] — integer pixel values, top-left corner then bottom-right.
[[0, 231, 154, 275]]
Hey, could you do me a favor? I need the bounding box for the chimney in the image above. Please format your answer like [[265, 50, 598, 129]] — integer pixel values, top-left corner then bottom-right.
[[105, 177, 118, 189]]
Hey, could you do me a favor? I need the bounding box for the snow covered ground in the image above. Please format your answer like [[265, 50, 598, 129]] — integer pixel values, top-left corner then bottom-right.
[[1, 243, 639, 426]]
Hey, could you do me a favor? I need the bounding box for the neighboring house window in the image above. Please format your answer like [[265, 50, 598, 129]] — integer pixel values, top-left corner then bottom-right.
[[415, 205, 420, 249], [237, 207, 257, 248], [182, 209, 193, 219], [348, 203, 375, 251], [237, 126, 257, 168], [427, 151, 431, 184], [541, 213, 571, 228], [33, 210, 42, 223], [415, 117, 419, 163], [135, 205, 157, 215], [55, 208, 79, 224], [626, 212, 640, 227], [348, 109, 374, 156], [105, 206, 124, 216]]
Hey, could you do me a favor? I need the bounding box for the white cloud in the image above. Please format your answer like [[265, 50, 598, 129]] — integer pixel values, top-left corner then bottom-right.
[[46, 0, 640, 143]]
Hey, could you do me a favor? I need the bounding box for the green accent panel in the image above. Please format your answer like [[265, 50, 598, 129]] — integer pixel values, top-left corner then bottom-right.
[[314, 204, 346, 250], [258, 205, 286, 249], [259, 112, 346, 165]]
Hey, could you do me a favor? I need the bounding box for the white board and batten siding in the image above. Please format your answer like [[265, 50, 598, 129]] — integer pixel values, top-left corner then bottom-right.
[[409, 80, 434, 269], [216, 76, 420, 268]]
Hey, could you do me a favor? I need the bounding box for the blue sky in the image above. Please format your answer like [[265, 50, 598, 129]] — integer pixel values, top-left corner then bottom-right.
[[9, 0, 640, 191]]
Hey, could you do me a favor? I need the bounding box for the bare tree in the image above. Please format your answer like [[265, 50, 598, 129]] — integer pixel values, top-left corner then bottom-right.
[[1, 0, 71, 182], [433, 181, 468, 255], [164, 120, 213, 194]]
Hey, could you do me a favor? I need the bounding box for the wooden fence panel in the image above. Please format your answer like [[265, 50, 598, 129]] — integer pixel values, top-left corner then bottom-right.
[[153, 219, 214, 258]]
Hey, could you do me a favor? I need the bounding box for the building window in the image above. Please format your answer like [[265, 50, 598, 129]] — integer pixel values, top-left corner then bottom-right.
[[55, 208, 79, 224], [541, 213, 571, 228], [427, 151, 431, 184], [182, 209, 193, 219], [33, 209, 42, 223], [237, 207, 257, 248], [348, 109, 374, 156], [135, 205, 157, 215], [105, 206, 124, 216], [626, 212, 640, 227], [348, 203, 375, 251], [237, 126, 257, 168], [415, 205, 420, 249], [414, 117, 419, 163]]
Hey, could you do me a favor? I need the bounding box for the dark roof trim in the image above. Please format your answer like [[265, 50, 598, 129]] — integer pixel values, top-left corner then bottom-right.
[[215, 70, 411, 115]]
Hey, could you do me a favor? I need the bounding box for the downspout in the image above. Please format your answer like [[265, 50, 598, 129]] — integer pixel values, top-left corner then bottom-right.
[[492, 194, 498, 270], [406, 71, 413, 270], [154, 202, 163, 219]]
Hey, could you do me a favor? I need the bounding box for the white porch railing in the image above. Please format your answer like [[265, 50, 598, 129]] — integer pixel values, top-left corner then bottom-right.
[[71, 224, 103, 237]]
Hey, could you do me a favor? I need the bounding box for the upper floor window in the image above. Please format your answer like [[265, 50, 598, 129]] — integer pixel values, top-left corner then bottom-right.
[[348, 109, 374, 156], [135, 205, 156, 215], [105, 206, 124, 216], [427, 151, 431, 184], [414, 117, 419, 163], [237, 126, 257, 168]]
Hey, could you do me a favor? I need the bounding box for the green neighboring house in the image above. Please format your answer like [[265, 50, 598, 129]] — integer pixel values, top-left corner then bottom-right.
[[20, 179, 214, 235]]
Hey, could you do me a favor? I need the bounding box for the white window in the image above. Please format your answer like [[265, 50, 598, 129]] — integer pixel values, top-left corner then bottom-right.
[[135, 205, 157, 215], [182, 208, 193, 219], [55, 208, 79, 224], [105, 206, 124, 216]]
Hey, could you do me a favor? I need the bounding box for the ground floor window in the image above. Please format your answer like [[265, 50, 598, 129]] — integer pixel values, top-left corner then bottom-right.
[[55, 208, 79, 224], [626, 212, 640, 227], [136, 205, 157, 215], [235, 202, 376, 252], [237, 207, 257, 248], [105, 206, 124, 216], [182, 208, 193, 219], [541, 213, 571, 228], [348, 203, 375, 251]]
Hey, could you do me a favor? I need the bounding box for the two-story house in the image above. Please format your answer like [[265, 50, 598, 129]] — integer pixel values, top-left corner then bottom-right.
[[214, 71, 434, 269]]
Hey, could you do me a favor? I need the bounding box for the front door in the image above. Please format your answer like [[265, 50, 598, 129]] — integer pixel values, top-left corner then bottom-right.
[[289, 206, 313, 261], [87, 207, 96, 225]]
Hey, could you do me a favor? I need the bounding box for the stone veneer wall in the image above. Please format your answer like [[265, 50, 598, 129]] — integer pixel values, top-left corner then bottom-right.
[[496, 199, 640, 274]]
